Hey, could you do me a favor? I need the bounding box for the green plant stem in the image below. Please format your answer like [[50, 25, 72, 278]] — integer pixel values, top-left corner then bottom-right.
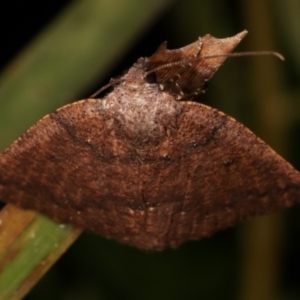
[[0, 204, 82, 300], [238, 1, 290, 300]]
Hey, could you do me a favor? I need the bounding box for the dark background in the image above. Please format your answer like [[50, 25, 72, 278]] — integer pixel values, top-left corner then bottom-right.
[[1, 1, 300, 299]]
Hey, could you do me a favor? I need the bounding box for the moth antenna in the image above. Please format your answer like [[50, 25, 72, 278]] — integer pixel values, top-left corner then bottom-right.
[[145, 51, 284, 79], [145, 59, 194, 77], [90, 78, 123, 98], [202, 51, 285, 61], [92, 51, 283, 98]]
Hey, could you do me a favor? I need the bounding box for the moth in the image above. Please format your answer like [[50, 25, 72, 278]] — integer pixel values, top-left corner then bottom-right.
[[0, 30, 299, 250]]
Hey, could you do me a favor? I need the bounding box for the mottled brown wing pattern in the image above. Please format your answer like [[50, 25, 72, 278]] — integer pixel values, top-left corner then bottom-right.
[[1, 100, 300, 250]]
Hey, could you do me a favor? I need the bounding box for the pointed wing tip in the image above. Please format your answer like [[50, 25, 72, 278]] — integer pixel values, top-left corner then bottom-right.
[[236, 29, 248, 41]]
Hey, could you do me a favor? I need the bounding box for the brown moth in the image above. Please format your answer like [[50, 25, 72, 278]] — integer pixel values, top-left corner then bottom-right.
[[0, 30, 299, 250]]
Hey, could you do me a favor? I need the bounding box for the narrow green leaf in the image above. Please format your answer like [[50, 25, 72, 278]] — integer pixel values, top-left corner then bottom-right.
[[0, 205, 81, 300]]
